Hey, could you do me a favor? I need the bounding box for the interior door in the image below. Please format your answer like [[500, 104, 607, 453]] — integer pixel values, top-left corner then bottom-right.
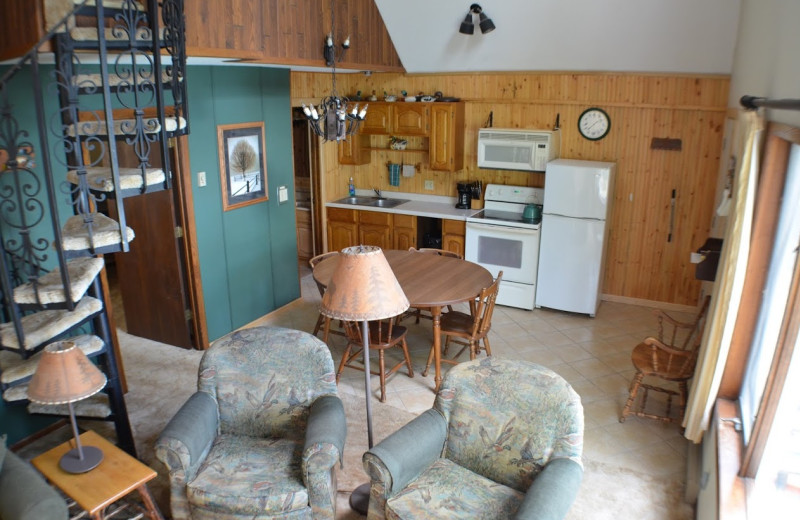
[[109, 141, 194, 349]]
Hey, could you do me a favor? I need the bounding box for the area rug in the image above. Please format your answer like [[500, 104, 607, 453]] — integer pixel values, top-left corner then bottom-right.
[[112, 330, 692, 520]]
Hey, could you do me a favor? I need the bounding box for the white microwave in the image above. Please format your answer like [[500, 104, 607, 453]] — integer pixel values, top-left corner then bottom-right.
[[477, 129, 560, 172]]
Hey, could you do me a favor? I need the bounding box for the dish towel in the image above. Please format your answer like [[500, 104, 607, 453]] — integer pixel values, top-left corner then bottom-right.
[[402, 164, 415, 178], [388, 163, 401, 186]]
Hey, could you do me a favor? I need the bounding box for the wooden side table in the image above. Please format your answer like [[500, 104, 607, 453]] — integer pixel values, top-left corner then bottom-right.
[[32, 430, 163, 520]]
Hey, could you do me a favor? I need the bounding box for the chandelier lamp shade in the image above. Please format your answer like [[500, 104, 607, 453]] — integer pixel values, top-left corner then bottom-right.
[[27, 341, 108, 474], [302, 0, 367, 141]]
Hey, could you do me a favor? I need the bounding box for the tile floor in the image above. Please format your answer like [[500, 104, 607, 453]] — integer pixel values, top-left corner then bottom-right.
[[248, 262, 693, 483]]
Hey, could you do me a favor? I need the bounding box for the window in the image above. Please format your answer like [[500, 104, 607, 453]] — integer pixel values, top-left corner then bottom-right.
[[736, 136, 800, 515]]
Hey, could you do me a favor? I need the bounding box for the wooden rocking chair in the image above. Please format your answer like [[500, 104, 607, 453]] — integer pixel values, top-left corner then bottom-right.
[[620, 295, 712, 424]]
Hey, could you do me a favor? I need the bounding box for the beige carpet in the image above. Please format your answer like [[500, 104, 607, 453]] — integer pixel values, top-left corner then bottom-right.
[[112, 330, 692, 520]]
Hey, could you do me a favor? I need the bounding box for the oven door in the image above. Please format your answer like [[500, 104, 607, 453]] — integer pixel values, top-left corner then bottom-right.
[[465, 222, 540, 285]]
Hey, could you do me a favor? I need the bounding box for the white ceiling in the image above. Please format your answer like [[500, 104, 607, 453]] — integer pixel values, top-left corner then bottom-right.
[[375, 0, 742, 74]]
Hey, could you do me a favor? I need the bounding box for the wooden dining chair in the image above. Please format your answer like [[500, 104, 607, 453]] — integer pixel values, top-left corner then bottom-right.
[[422, 272, 503, 377], [337, 319, 414, 402], [398, 247, 464, 325], [619, 295, 712, 424], [309, 251, 345, 343]]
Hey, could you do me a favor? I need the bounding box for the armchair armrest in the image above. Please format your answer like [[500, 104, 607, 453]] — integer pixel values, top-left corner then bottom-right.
[[0, 452, 68, 520], [514, 458, 583, 520], [303, 394, 346, 473], [363, 408, 447, 496], [155, 391, 218, 483]]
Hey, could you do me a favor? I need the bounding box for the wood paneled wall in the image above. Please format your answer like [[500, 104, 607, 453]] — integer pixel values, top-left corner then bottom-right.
[[184, 0, 403, 71], [292, 71, 730, 306]]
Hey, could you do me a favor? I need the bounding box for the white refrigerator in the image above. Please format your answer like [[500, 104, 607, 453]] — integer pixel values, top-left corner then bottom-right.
[[536, 159, 616, 316]]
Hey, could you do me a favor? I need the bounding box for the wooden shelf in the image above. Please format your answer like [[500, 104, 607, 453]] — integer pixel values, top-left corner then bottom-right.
[[365, 147, 427, 153]]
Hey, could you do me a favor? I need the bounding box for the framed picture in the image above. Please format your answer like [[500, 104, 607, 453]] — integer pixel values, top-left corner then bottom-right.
[[217, 122, 268, 211]]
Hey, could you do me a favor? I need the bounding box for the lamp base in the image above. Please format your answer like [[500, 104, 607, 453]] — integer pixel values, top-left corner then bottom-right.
[[59, 446, 103, 474], [349, 482, 370, 515]]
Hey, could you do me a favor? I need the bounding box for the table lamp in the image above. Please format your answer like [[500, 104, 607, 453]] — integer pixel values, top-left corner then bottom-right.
[[319, 245, 409, 514], [27, 341, 108, 473]]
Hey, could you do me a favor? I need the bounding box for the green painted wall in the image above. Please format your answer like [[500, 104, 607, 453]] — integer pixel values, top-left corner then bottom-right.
[[186, 66, 299, 340]]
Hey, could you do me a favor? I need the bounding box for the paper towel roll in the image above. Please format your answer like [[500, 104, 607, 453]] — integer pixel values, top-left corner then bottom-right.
[[716, 188, 731, 216]]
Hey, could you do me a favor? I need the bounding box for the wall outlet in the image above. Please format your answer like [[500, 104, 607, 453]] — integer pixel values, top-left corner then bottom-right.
[[424, 180, 435, 191], [197, 171, 207, 187]]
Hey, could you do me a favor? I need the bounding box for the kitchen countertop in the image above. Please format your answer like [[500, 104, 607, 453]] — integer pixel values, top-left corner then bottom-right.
[[325, 190, 480, 220]]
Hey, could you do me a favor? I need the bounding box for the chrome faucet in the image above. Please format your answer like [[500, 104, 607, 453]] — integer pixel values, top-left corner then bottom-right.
[[373, 187, 384, 199]]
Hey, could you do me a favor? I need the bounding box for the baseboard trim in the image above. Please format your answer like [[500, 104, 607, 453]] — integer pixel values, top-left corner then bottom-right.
[[601, 293, 697, 313]]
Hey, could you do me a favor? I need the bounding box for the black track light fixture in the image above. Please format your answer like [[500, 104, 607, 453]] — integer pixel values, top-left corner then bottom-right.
[[458, 4, 495, 35]]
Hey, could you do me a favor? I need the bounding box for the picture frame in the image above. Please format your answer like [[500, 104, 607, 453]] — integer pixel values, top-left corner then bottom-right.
[[217, 122, 268, 211]]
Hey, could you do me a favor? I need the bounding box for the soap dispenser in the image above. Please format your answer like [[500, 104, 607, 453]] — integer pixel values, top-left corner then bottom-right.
[[348, 177, 355, 196]]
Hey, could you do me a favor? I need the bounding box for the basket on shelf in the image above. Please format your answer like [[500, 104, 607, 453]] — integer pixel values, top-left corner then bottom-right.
[[389, 136, 408, 150]]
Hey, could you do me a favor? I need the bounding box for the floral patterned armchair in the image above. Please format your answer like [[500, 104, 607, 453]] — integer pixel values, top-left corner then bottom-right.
[[363, 357, 583, 520], [155, 326, 346, 520]]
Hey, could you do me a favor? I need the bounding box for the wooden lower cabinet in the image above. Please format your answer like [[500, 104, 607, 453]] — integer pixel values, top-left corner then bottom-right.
[[358, 210, 392, 249], [442, 219, 466, 257], [392, 214, 417, 250], [328, 208, 463, 256], [296, 209, 313, 261], [326, 207, 358, 252]]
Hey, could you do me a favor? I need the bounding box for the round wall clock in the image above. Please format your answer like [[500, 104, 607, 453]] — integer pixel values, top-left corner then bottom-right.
[[578, 107, 611, 141]]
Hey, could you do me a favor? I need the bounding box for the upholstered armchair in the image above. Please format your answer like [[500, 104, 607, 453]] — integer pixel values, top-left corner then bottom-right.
[[0, 437, 68, 520], [363, 357, 584, 520], [155, 326, 346, 520]]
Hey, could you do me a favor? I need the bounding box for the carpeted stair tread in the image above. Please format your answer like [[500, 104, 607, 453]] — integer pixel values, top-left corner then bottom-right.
[[62, 213, 135, 252], [13, 257, 104, 305], [66, 167, 166, 192], [28, 392, 112, 418], [0, 334, 105, 388], [0, 297, 103, 352], [66, 116, 186, 137]]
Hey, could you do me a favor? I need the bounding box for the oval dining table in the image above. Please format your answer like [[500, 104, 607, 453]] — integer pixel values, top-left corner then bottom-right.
[[312, 248, 493, 392]]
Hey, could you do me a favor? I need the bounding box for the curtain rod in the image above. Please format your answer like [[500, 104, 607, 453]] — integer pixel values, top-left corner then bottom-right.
[[740, 95, 800, 111]]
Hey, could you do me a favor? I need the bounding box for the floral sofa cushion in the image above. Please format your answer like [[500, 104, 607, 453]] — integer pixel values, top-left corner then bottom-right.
[[385, 458, 524, 520], [436, 357, 584, 492], [200, 327, 338, 438], [187, 434, 309, 517]]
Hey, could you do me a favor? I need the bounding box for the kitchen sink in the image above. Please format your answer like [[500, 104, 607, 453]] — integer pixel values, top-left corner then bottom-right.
[[334, 196, 409, 209]]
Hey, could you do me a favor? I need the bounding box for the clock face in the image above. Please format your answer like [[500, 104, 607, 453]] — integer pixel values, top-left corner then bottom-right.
[[578, 108, 610, 141]]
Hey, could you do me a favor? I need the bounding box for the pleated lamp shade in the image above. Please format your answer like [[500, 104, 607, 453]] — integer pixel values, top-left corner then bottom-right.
[[28, 341, 107, 405], [320, 245, 409, 321]]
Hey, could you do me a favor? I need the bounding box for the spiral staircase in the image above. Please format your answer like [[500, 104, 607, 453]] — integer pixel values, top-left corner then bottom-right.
[[0, 0, 189, 455]]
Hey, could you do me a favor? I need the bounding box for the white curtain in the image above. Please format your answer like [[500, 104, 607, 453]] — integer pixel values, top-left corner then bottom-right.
[[683, 111, 765, 443]]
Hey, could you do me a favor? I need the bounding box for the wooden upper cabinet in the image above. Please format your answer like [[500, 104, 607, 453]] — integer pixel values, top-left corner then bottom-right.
[[361, 103, 393, 135], [360, 102, 430, 136], [392, 104, 429, 136], [184, 0, 404, 72], [429, 103, 465, 172], [338, 134, 370, 165]]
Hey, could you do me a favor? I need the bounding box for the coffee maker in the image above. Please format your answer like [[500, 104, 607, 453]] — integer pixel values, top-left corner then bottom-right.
[[456, 182, 472, 209]]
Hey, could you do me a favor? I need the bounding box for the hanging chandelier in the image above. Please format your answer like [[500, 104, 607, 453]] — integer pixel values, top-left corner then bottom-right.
[[302, 0, 367, 142]]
